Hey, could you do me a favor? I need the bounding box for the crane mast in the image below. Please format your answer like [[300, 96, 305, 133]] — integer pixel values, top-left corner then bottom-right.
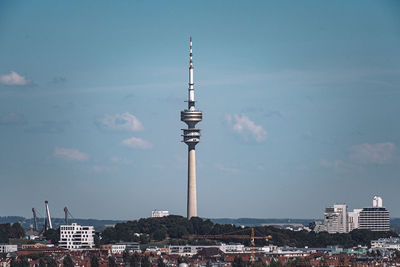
[[64, 207, 69, 225], [32, 208, 38, 232]]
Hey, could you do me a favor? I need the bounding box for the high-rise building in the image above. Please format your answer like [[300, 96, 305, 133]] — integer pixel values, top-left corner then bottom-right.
[[348, 209, 362, 232], [324, 204, 348, 233], [59, 223, 95, 250], [181, 37, 202, 219], [359, 196, 390, 232]]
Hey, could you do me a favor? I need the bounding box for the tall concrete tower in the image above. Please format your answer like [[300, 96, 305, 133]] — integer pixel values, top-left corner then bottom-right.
[[181, 37, 202, 219]]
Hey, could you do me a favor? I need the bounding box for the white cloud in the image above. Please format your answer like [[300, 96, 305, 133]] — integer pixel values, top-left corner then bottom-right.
[[226, 114, 267, 142], [215, 163, 240, 174], [0, 71, 29, 86], [53, 147, 90, 162], [90, 165, 111, 173], [110, 156, 133, 164], [349, 142, 397, 164], [122, 137, 152, 149], [0, 112, 26, 125], [98, 112, 143, 132]]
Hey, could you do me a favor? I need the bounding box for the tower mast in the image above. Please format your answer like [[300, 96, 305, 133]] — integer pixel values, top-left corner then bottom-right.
[[181, 37, 203, 219]]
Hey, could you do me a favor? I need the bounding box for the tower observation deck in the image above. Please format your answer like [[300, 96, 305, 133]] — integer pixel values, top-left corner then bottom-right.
[[181, 37, 202, 219]]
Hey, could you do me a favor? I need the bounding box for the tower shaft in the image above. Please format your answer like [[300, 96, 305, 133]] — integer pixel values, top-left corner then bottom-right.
[[187, 147, 197, 218]]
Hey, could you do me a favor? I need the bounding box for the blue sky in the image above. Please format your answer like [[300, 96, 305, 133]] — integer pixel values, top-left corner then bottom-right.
[[0, 1, 399, 220]]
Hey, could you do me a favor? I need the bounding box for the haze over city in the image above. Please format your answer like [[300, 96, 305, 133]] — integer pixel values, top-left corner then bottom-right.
[[0, 1, 399, 220]]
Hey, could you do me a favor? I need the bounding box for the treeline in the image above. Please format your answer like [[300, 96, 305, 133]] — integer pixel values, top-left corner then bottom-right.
[[102, 216, 218, 244], [254, 226, 397, 248], [0, 222, 25, 243], [101, 215, 398, 248]]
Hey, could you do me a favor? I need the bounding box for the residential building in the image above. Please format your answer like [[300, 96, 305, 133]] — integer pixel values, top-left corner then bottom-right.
[[0, 244, 17, 253], [151, 210, 169, 218], [59, 223, 95, 250], [359, 196, 390, 232], [101, 244, 126, 254], [371, 237, 400, 250], [347, 209, 362, 232], [324, 204, 347, 233], [117, 242, 141, 253]]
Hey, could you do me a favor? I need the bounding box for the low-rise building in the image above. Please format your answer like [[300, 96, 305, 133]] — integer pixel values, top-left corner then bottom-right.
[[101, 244, 126, 254], [371, 237, 400, 250], [151, 210, 169, 218], [0, 244, 17, 253], [117, 242, 141, 253]]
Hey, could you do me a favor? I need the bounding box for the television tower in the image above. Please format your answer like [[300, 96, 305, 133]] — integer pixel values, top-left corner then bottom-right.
[[181, 37, 202, 219]]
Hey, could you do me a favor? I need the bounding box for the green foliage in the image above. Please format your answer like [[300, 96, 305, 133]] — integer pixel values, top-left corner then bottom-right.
[[157, 257, 166, 267], [232, 256, 246, 267], [108, 256, 117, 267], [129, 252, 141, 267], [269, 259, 283, 267], [0, 222, 25, 243], [20, 256, 29, 267], [141, 255, 150, 267], [252, 259, 267, 267], [46, 257, 58, 267], [100, 215, 398, 248], [284, 257, 310, 267], [91, 255, 99, 267], [43, 228, 60, 244], [63, 255, 74, 267]]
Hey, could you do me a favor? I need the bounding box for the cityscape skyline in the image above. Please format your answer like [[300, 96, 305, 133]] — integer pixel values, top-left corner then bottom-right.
[[0, 1, 400, 220]]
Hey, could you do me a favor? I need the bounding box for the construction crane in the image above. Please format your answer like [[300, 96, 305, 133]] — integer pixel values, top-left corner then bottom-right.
[[64, 206, 75, 225], [64, 207, 69, 225], [32, 208, 38, 232], [184, 227, 272, 264], [44, 200, 53, 230]]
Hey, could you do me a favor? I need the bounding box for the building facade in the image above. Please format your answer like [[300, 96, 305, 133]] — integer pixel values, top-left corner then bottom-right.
[[59, 223, 95, 250], [359, 207, 390, 231], [0, 244, 17, 253], [151, 210, 169, 218], [101, 244, 126, 254], [324, 204, 348, 233], [347, 209, 362, 232]]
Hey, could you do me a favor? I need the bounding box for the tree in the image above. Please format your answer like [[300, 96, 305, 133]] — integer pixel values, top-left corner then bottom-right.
[[39, 259, 46, 267], [252, 258, 267, 267], [232, 256, 245, 267], [122, 249, 130, 264], [158, 257, 166, 267], [141, 255, 150, 267], [91, 255, 99, 267], [46, 257, 58, 267], [108, 256, 117, 267], [152, 228, 167, 241], [10, 223, 25, 238], [20, 256, 29, 267], [63, 255, 74, 267], [129, 253, 141, 267], [44, 228, 60, 244], [269, 258, 282, 267], [10, 258, 20, 267]]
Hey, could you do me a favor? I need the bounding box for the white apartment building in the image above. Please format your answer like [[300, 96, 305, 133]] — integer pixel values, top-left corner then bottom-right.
[[59, 223, 95, 250], [359, 196, 390, 232], [371, 237, 400, 250], [0, 244, 17, 253], [151, 210, 169, 218], [324, 204, 348, 233], [348, 209, 362, 232]]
